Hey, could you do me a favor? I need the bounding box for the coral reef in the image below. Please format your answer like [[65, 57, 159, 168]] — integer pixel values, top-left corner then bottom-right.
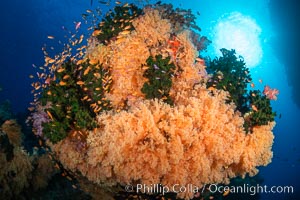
[[206, 48, 251, 114], [141, 55, 176, 105], [30, 102, 51, 137], [30, 154, 59, 191], [244, 90, 276, 132], [0, 130, 14, 162], [0, 120, 32, 199], [0, 119, 60, 199], [189, 31, 212, 52], [1, 120, 23, 147], [153, 3, 201, 32], [206, 49, 277, 132], [54, 93, 274, 199], [0, 145, 33, 199], [29, 2, 277, 199], [37, 60, 112, 143], [94, 4, 142, 44]]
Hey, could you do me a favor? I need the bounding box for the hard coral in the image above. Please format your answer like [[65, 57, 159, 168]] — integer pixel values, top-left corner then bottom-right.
[[94, 4, 142, 44], [207, 48, 251, 114], [39, 60, 112, 143], [206, 49, 276, 133], [244, 90, 276, 132], [141, 55, 176, 105]]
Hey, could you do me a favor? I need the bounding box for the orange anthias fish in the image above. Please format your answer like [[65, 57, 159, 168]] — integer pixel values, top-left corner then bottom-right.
[[195, 57, 205, 65], [168, 35, 180, 57], [251, 104, 258, 112], [75, 21, 81, 30], [263, 85, 279, 100]]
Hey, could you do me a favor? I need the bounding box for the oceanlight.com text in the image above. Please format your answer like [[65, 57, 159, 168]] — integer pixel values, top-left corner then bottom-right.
[[208, 183, 294, 196], [124, 183, 294, 196]]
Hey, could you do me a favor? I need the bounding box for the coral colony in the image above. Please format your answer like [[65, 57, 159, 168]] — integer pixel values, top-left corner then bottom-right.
[[0, 118, 60, 199], [28, 2, 278, 199]]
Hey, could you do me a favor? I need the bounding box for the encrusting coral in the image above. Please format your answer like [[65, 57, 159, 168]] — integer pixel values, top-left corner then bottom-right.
[[30, 3, 276, 200]]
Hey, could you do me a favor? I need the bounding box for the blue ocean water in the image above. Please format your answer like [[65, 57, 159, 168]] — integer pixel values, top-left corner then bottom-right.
[[0, 0, 299, 199]]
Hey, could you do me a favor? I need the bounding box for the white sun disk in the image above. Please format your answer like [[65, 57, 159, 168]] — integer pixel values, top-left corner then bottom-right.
[[213, 12, 262, 68]]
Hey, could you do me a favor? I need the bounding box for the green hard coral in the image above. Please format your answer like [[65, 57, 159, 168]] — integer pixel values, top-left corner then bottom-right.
[[40, 60, 112, 143], [207, 48, 252, 114], [244, 90, 276, 132], [94, 4, 142, 44], [207, 48, 276, 133], [141, 55, 176, 105]]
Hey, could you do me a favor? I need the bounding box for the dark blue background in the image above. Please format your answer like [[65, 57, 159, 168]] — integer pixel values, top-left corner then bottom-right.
[[0, 0, 299, 199]]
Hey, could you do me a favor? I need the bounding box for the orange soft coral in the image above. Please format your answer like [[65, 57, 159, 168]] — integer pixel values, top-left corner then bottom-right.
[[1, 120, 22, 147], [50, 6, 275, 200], [53, 84, 274, 199]]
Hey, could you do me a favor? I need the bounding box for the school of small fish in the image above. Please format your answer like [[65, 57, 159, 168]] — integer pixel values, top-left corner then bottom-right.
[[28, 2, 281, 199], [30, 1, 138, 112]]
